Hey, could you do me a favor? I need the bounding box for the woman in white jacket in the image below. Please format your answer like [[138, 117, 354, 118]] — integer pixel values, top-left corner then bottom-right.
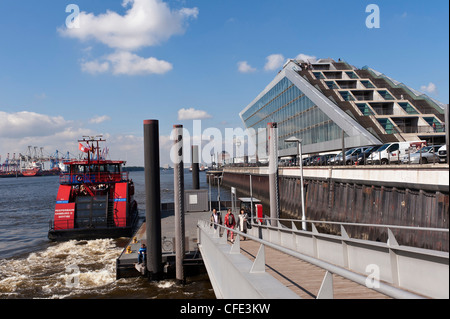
[[238, 209, 248, 240]]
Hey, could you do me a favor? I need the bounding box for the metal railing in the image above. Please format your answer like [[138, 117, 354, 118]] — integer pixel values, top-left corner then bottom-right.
[[60, 172, 128, 184], [256, 216, 449, 234], [198, 217, 449, 299], [394, 124, 445, 134], [197, 219, 300, 299]]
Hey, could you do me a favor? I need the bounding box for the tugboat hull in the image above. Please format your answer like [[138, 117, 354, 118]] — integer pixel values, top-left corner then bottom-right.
[[48, 221, 139, 241]]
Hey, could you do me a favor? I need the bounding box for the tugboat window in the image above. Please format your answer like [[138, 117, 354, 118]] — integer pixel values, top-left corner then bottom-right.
[[73, 165, 86, 174]]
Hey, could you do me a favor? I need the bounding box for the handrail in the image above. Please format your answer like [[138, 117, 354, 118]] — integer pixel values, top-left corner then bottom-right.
[[255, 217, 449, 233], [198, 219, 428, 299]]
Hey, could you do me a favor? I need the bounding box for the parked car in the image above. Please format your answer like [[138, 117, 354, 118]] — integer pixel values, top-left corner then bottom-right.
[[366, 141, 425, 165], [345, 147, 369, 165], [279, 158, 294, 166], [401, 145, 442, 164], [328, 147, 368, 165], [327, 152, 342, 165], [303, 155, 321, 166], [356, 145, 382, 165], [311, 154, 338, 166], [438, 145, 447, 163]]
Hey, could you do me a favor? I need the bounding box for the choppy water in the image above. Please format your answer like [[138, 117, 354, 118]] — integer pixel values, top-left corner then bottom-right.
[[0, 170, 227, 299]]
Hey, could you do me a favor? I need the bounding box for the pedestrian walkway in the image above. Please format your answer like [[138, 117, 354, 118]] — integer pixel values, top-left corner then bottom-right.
[[238, 239, 390, 299]]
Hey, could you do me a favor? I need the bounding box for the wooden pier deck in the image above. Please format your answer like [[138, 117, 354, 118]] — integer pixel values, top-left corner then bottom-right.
[[237, 239, 391, 299]]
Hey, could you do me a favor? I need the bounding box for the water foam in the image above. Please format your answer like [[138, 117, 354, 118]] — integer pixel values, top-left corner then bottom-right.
[[0, 239, 122, 298], [157, 280, 176, 289]]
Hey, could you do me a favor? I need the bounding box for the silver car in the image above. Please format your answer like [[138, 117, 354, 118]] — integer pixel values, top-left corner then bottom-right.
[[401, 145, 442, 164]]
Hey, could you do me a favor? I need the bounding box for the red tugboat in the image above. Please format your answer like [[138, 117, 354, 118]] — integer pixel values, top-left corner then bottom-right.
[[48, 137, 139, 241]]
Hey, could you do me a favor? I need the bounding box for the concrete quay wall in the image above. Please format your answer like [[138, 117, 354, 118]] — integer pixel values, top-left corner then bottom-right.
[[222, 165, 449, 251]]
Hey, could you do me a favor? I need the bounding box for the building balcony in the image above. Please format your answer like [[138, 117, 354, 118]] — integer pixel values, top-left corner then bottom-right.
[[395, 124, 446, 134]]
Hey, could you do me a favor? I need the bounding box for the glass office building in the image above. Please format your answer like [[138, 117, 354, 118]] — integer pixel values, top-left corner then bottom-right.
[[239, 58, 446, 159], [241, 77, 345, 153]]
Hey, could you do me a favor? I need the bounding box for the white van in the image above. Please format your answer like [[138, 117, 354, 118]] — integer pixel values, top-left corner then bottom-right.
[[438, 145, 447, 163], [366, 141, 425, 165]]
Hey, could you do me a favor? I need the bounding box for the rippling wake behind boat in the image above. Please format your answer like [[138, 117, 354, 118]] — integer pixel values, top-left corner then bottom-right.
[[0, 239, 121, 298]]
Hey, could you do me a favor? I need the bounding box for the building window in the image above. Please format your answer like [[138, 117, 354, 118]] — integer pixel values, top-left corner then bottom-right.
[[323, 71, 342, 79], [339, 91, 356, 101], [370, 102, 395, 115], [360, 80, 375, 88], [352, 90, 374, 101], [313, 72, 325, 80], [377, 118, 396, 134], [378, 90, 395, 101], [398, 102, 419, 115], [337, 80, 358, 89], [356, 103, 375, 116], [345, 71, 359, 79], [325, 81, 339, 89]]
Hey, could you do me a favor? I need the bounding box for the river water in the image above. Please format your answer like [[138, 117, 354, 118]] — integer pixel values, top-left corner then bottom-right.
[[0, 170, 228, 299]]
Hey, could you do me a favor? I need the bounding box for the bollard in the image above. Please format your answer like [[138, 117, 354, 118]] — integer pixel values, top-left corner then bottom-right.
[[192, 145, 200, 190], [143, 119, 163, 279], [268, 122, 280, 227], [173, 125, 186, 284]]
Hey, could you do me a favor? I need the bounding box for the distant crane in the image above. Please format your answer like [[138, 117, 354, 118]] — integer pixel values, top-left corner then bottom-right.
[[1, 146, 77, 176]]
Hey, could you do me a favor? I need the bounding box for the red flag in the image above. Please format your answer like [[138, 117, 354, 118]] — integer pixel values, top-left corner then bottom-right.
[[79, 143, 91, 153]]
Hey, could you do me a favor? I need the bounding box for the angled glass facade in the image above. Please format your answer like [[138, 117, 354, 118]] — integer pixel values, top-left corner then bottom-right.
[[241, 77, 344, 156]]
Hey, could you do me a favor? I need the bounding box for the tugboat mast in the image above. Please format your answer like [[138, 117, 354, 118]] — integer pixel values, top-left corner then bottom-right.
[[79, 135, 105, 170]]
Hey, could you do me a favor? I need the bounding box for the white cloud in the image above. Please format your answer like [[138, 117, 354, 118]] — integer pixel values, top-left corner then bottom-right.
[[81, 60, 110, 74], [81, 51, 172, 75], [295, 53, 317, 64], [107, 51, 172, 75], [264, 54, 285, 71], [237, 61, 256, 73], [177, 108, 212, 121], [0, 111, 70, 138], [420, 82, 438, 95], [60, 0, 197, 76], [89, 115, 111, 124], [103, 133, 178, 166], [59, 0, 199, 51], [0, 110, 155, 166], [0, 111, 101, 161]]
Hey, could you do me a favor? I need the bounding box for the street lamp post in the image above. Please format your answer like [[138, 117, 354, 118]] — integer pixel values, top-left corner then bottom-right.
[[285, 136, 306, 230]]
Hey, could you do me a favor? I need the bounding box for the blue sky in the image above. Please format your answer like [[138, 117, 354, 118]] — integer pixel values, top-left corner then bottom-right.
[[0, 0, 448, 166]]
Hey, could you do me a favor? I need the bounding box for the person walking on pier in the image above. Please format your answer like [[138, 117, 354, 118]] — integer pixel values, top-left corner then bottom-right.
[[225, 209, 236, 243], [238, 209, 248, 241], [210, 208, 222, 230]]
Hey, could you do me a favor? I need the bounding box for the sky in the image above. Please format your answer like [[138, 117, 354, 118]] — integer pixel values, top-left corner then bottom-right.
[[0, 0, 448, 166]]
